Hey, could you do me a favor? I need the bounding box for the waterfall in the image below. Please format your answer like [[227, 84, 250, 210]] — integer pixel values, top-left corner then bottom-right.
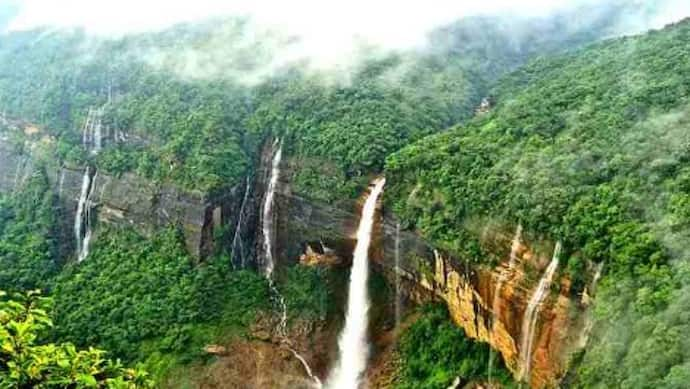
[[262, 139, 282, 277], [57, 169, 66, 198], [328, 178, 386, 389], [259, 138, 321, 388], [394, 222, 402, 329], [82, 107, 104, 154], [75, 168, 97, 262], [488, 225, 522, 383], [82, 107, 93, 147], [290, 348, 323, 388], [518, 241, 562, 382], [231, 175, 252, 268], [93, 108, 103, 152]]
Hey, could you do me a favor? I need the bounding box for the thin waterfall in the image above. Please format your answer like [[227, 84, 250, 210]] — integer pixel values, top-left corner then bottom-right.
[[82, 108, 93, 147], [488, 225, 522, 383], [394, 222, 402, 329], [518, 241, 562, 382], [328, 178, 386, 389], [82, 107, 105, 154], [260, 139, 320, 388], [262, 139, 282, 277], [78, 171, 97, 263], [591, 262, 604, 294], [93, 110, 103, 152], [75, 168, 97, 262], [231, 175, 252, 268], [291, 349, 323, 388], [57, 168, 66, 198]]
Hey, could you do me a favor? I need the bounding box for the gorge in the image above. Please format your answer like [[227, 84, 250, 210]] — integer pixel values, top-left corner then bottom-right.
[[1, 4, 689, 389]]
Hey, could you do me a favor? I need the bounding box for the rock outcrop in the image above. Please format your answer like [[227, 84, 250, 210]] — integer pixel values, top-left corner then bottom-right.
[[375, 214, 596, 388]]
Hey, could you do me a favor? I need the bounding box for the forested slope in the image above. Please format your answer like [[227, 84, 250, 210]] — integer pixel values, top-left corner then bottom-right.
[[386, 18, 690, 387], [0, 4, 682, 387], [0, 4, 637, 198]]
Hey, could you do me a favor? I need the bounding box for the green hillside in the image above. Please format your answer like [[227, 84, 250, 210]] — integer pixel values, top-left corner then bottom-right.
[[386, 18, 690, 388]]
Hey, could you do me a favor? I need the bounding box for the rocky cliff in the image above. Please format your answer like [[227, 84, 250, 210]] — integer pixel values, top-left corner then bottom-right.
[[374, 215, 599, 388], [2, 118, 595, 387], [271, 159, 596, 387], [0, 121, 245, 260]]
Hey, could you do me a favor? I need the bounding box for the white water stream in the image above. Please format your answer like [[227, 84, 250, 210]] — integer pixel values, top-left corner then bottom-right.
[[231, 175, 252, 268], [260, 139, 321, 388], [518, 241, 561, 381], [328, 178, 386, 389], [488, 225, 522, 383], [75, 168, 97, 262], [262, 139, 282, 277]]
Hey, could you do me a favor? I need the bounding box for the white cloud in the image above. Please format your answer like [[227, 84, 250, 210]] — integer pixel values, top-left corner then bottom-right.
[[7, 1, 572, 43], [6, 0, 689, 83], [0, 0, 585, 73]]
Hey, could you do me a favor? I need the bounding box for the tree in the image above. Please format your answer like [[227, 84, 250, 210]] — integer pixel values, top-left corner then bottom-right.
[[0, 290, 152, 388]]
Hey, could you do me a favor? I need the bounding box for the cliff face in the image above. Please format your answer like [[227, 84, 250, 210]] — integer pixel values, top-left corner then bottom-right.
[[0, 125, 244, 260], [272, 165, 593, 388], [2, 118, 593, 387], [375, 215, 595, 388], [51, 167, 243, 259]]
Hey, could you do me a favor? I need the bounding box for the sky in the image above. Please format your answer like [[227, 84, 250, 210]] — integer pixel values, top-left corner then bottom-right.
[[5, 1, 577, 38], [4, 1, 688, 49]]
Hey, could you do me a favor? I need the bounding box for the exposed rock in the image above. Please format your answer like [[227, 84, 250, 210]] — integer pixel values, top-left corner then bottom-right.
[[204, 344, 228, 356], [191, 339, 318, 389], [299, 243, 342, 266], [252, 330, 271, 342], [0, 132, 246, 260], [374, 215, 596, 389]]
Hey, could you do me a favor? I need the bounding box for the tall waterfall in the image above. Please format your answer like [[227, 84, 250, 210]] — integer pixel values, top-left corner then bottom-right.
[[394, 222, 402, 329], [259, 139, 321, 388], [518, 241, 562, 382], [488, 224, 522, 383], [75, 168, 97, 262], [262, 139, 282, 277], [328, 178, 386, 389]]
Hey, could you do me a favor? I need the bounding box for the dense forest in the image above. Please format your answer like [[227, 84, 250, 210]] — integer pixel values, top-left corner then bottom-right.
[[1, 2, 688, 388], [385, 18, 690, 387]]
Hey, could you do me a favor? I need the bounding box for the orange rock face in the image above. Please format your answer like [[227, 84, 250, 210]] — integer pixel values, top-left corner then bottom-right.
[[377, 223, 594, 388]]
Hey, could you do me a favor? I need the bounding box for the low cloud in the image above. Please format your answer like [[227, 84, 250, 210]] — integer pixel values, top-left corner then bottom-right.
[[4, 1, 690, 85]]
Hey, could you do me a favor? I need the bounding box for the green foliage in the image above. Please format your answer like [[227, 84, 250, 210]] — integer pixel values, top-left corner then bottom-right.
[[0, 290, 152, 388], [51, 227, 269, 366], [279, 265, 334, 321], [386, 19, 690, 388], [0, 167, 58, 291], [0, 30, 252, 193], [396, 304, 514, 389]]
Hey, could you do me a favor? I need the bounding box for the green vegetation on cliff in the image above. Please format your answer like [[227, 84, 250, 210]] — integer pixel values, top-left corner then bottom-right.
[[397, 304, 514, 389], [0, 28, 252, 192], [51, 227, 269, 376], [0, 7, 626, 198], [386, 19, 690, 387]]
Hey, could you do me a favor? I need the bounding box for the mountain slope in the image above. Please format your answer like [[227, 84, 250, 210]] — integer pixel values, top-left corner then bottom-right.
[[386, 18, 690, 388]]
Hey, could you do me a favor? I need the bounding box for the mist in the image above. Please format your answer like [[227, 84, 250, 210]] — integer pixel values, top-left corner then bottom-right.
[[4, 0, 690, 84]]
